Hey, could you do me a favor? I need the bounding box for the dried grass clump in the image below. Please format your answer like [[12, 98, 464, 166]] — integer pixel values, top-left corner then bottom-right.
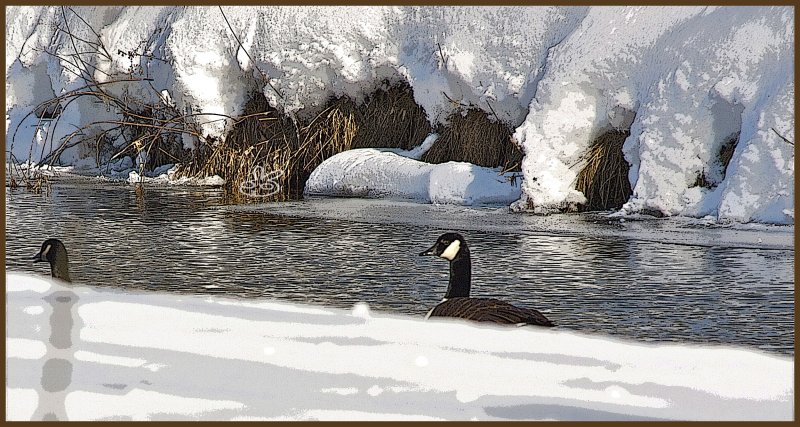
[[180, 92, 526, 201], [178, 92, 357, 201], [575, 129, 632, 212], [421, 109, 522, 170], [348, 82, 431, 150], [310, 82, 431, 151]]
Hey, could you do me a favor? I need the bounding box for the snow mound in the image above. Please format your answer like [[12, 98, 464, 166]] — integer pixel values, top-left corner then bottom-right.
[[7, 272, 793, 421], [304, 148, 521, 206]]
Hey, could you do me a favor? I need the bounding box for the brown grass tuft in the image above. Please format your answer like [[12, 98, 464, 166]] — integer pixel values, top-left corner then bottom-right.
[[421, 109, 522, 170], [347, 82, 431, 150], [575, 129, 632, 212]]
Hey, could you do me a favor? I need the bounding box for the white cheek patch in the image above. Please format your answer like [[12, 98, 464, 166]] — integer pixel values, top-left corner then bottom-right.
[[41, 245, 52, 258], [439, 240, 461, 261]]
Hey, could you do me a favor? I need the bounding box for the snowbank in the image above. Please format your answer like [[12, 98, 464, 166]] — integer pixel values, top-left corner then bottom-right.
[[5, 6, 794, 223], [7, 272, 793, 421], [304, 134, 521, 205], [512, 6, 794, 224]]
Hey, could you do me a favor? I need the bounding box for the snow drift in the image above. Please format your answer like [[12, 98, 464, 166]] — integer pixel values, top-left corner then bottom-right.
[[6, 272, 793, 421], [304, 134, 522, 205], [5, 6, 794, 223]]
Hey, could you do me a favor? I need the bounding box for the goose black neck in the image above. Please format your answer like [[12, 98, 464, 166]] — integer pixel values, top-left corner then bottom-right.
[[445, 250, 471, 298]]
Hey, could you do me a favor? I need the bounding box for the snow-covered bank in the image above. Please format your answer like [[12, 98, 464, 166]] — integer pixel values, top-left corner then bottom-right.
[[512, 6, 794, 224], [5, 6, 794, 223], [7, 272, 793, 421], [305, 147, 521, 205]]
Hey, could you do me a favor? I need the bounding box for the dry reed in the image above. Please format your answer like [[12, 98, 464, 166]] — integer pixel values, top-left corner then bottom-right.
[[575, 129, 632, 212], [422, 109, 522, 170]]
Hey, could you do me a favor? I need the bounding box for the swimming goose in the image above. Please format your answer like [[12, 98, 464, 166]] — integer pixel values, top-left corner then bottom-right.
[[33, 238, 71, 282], [419, 232, 553, 326]]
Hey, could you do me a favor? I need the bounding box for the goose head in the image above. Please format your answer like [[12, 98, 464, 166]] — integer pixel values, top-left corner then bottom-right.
[[33, 238, 71, 282], [419, 232, 471, 298], [419, 232, 469, 261]]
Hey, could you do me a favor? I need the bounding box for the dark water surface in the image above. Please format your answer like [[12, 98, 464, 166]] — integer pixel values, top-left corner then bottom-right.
[[5, 180, 794, 356]]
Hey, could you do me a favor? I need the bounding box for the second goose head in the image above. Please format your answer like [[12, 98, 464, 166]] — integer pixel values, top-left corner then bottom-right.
[[33, 238, 71, 282], [419, 232, 471, 298]]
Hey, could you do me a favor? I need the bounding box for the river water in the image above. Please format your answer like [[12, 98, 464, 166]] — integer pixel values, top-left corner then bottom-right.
[[5, 179, 794, 356]]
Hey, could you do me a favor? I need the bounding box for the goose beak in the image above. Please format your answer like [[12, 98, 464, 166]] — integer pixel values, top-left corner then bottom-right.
[[32, 252, 43, 263], [419, 244, 437, 256]]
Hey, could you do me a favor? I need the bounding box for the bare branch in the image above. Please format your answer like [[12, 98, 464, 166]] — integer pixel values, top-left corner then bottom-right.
[[66, 6, 113, 60], [436, 42, 448, 70], [771, 127, 794, 146], [218, 6, 285, 101]]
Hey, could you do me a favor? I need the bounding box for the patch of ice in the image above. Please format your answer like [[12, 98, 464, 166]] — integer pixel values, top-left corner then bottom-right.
[[74, 351, 147, 368], [65, 389, 246, 421]]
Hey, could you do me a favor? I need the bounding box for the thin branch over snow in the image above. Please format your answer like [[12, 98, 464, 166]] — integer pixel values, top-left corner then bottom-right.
[[771, 127, 794, 146]]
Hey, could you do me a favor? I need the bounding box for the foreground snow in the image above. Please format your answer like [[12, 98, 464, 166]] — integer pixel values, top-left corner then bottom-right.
[[5, 6, 793, 223], [7, 272, 792, 421]]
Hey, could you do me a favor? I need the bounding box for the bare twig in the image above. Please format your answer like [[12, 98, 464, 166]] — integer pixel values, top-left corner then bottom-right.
[[218, 6, 284, 101], [442, 91, 468, 108], [436, 42, 448, 70], [66, 6, 113, 60], [485, 99, 501, 123], [771, 127, 794, 145]]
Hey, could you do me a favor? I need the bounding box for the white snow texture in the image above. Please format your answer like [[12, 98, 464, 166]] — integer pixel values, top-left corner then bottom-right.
[[304, 134, 522, 206], [6, 273, 793, 421], [5, 6, 794, 223]]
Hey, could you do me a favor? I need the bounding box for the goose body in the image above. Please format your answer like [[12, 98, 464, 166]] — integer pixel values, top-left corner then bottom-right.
[[420, 233, 553, 327], [33, 238, 71, 282]]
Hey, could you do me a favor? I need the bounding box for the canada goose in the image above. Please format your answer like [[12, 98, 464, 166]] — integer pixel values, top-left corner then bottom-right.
[[33, 239, 71, 282], [419, 233, 553, 326]]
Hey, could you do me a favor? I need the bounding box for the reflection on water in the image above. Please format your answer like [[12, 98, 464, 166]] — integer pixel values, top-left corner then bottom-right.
[[5, 181, 794, 355]]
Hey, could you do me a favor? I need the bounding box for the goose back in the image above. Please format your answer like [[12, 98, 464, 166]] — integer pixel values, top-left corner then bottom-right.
[[428, 297, 554, 326]]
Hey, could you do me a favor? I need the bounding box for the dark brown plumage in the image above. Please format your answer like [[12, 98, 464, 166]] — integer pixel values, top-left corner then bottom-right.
[[420, 232, 554, 327], [428, 297, 554, 326]]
